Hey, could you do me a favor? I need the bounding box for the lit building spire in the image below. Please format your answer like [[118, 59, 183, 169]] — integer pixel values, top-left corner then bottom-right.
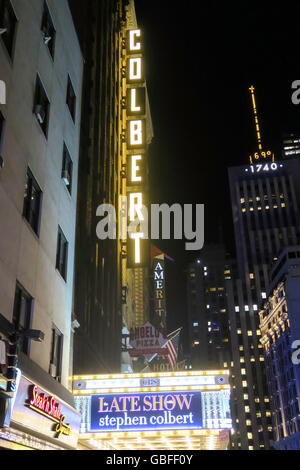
[[249, 85, 263, 152], [248, 85, 274, 164]]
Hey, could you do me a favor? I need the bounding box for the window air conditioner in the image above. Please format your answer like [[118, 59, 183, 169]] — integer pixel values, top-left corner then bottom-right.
[[61, 170, 70, 186], [35, 105, 45, 124], [49, 363, 57, 378], [42, 27, 52, 45]]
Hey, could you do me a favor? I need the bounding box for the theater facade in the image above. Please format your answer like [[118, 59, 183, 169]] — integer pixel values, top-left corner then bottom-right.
[[72, 370, 232, 450]]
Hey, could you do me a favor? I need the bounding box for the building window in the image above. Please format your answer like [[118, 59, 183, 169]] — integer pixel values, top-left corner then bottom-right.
[[41, 1, 55, 59], [0, 0, 17, 59], [61, 144, 73, 194], [13, 283, 33, 355], [56, 226, 68, 281], [23, 168, 42, 236], [49, 325, 63, 382], [33, 75, 50, 137], [66, 75, 76, 122]]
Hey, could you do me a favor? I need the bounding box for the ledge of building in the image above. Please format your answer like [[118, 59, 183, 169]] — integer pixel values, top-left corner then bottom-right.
[[18, 352, 75, 408]]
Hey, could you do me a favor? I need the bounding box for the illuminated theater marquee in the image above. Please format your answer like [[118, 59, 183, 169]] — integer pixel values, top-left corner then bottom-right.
[[90, 391, 202, 433], [126, 29, 148, 268]]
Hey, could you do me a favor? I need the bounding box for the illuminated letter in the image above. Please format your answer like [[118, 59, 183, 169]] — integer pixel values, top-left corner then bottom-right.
[[129, 30, 141, 51], [131, 232, 144, 264], [130, 120, 143, 146], [174, 394, 194, 410], [131, 88, 141, 113], [129, 58, 142, 81], [143, 396, 152, 411], [129, 193, 144, 222], [110, 397, 120, 413], [131, 155, 142, 182]]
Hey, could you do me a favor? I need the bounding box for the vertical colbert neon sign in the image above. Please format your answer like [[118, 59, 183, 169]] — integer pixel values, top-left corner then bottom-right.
[[126, 29, 148, 268]]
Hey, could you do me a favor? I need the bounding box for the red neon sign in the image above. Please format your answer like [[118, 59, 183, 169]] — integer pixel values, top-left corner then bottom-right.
[[28, 385, 71, 437]]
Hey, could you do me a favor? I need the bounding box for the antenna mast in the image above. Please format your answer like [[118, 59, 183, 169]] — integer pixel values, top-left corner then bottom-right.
[[248, 85, 274, 164]]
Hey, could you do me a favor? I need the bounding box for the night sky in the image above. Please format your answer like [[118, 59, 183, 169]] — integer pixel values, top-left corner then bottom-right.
[[70, 1, 300, 345], [134, 0, 300, 339]]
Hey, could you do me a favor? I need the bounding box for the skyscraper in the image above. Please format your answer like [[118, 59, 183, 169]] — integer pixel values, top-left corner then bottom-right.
[[225, 86, 300, 449], [186, 244, 232, 370]]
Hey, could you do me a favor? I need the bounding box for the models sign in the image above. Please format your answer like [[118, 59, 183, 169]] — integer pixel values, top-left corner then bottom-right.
[[90, 391, 202, 433]]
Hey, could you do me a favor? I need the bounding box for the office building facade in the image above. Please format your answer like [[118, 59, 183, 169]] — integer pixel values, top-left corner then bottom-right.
[[259, 246, 300, 450], [227, 156, 300, 449]]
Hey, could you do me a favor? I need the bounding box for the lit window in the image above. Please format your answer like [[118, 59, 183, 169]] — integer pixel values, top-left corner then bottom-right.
[[245, 406, 250, 413], [247, 331, 253, 336], [240, 357, 245, 363], [237, 329, 242, 334], [246, 420, 252, 426], [245, 305, 249, 311], [247, 433, 253, 439], [262, 293, 267, 299], [242, 381, 247, 387], [33, 74, 50, 137], [249, 273, 254, 279], [241, 369, 246, 375], [244, 394, 248, 400], [253, 305, 258, 311], [235, 306, 240, 312], [61, 144, 73, 194], [56, 226, 68, 281]]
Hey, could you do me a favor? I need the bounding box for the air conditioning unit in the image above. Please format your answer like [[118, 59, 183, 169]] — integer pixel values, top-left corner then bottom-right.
[[61, 170, 70, 186], [34, 105, 45, 124], [49, 363, 57, 378], [42, 27, 52, 45]]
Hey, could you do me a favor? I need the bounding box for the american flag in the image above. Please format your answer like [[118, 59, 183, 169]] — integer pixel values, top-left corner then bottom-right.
[[165, 328, 181, 370]]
